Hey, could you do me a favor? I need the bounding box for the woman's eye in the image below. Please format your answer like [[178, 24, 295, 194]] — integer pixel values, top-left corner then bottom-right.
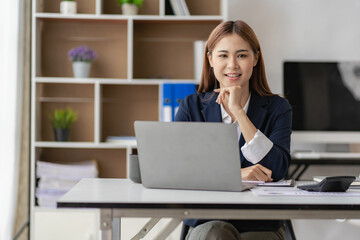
[[219, 54, 227, 58], [238, 54, 247, 58]]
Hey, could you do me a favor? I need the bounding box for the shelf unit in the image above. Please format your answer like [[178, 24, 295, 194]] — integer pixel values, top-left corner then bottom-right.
[[31, 0, 227, 239]]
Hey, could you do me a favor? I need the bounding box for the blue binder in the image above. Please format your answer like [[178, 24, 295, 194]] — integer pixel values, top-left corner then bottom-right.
[[173, 83, 196, 119], [161, 83, 174, 122], [161, 83, 196, 121]]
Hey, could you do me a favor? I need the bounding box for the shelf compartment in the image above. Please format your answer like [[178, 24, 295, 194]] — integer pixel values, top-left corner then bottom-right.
[[101, 84, 158, 141], [102, 0, 159, 15], [133, 20, 221, 79], [35, 147, 127, 178], [36, 19, 127, 78], [36, 0, 96, 14], [185, 0, 221, 16], [36, 83, 95, 142]]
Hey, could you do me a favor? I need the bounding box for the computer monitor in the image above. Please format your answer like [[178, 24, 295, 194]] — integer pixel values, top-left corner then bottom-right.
[[283, 61, 360, 144]]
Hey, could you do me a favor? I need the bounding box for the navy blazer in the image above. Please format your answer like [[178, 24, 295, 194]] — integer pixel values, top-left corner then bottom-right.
[[175, 91, 292, 232]]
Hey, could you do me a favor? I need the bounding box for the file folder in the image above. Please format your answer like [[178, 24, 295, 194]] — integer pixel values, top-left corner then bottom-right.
[[173, 83, 196, 119], [161, 83, 196, 121], [161, 83, 174, 122]]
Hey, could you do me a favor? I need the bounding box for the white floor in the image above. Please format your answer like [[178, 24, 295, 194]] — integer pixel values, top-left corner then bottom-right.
[[293, 219, 360, 240]]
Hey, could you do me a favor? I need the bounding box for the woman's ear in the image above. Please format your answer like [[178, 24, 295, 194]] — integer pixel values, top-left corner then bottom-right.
[[207, 52, 213, 67]]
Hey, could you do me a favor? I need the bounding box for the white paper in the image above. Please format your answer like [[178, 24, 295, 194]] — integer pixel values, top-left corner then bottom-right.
[[243, 179, 294, 187]]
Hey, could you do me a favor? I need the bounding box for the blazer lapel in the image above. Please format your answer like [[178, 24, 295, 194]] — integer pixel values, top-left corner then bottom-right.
[[246, 92, 268, 130]]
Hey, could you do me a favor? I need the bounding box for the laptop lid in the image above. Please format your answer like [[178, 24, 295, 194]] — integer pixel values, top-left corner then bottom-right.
[[134, 121, 245, 191]]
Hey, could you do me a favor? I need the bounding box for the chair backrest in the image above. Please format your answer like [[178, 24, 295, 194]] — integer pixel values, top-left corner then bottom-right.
[[180, 220, 296, 240]]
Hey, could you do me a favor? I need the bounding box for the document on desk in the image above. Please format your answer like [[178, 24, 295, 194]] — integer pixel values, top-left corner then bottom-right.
[[243, 179, 295, 187], [251, 187, 360, 196]]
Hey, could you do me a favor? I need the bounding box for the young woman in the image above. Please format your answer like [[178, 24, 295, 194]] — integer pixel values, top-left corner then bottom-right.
[[175, 20, 292, 240]]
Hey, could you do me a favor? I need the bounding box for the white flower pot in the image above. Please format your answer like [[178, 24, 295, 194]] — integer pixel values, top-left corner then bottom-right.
[[60, 1, 77, 14], [122, 3, 138, 15], [72, 62, 91, 78]]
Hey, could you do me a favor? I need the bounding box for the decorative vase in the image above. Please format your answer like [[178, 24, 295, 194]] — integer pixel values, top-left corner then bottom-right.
[[54, 128, 69, 141], [121, 3, 138, 15], [60, 1, 77, 14], [72, 61, 91, 78]]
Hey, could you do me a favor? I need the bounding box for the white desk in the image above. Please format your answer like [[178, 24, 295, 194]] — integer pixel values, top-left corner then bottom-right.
[[58, 178, 360, 239]]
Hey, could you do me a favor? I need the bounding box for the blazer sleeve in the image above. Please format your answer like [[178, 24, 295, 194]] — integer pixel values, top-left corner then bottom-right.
[[258, 101, 292, 181]]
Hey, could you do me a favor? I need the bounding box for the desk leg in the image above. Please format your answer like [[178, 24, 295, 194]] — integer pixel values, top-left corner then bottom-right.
[[131, 218, 161, 240], [100, 209, 113, 240], [153, 218, 182, 240]]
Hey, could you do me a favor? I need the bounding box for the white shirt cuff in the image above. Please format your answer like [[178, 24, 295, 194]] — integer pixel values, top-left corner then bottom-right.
[[241, 130, 273, 164]]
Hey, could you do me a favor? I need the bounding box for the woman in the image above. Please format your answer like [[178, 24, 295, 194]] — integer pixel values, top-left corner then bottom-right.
[[175, 20, 292, 240]]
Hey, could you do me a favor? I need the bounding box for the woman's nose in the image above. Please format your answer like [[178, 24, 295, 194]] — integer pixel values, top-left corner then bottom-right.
[[227, 56, 239, 69]]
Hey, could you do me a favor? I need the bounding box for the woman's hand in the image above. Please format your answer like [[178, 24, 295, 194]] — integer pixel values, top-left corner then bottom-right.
[[214, 86, 243, 113], [241, 164, 273, 182]]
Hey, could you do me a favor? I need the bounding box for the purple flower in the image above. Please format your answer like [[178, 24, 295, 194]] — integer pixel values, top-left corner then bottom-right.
[[68, 45, 97, 62]]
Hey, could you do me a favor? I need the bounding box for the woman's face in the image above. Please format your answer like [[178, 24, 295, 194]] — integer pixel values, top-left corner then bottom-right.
[[208, 33, 258, 90]]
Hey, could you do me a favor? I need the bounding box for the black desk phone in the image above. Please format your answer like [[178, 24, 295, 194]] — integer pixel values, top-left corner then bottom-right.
[[297, 176, 356, 192]]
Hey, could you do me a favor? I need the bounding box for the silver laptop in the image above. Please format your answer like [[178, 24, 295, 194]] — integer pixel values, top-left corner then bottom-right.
[[134, 121, 249, 192]]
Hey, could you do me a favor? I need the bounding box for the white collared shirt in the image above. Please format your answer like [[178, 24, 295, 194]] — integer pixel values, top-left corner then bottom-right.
[[220, 94, 273, 164]]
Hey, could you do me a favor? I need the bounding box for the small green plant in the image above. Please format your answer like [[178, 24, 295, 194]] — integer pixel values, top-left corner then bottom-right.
[[118, 0, 143, 7], [50, 107, 78, 129]]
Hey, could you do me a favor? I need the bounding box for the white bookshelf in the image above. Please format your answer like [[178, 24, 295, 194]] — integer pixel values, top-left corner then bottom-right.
[[30, 0, 227, 239]]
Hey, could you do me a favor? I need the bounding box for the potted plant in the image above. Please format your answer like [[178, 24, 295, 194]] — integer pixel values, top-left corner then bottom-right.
[[60, 0, 77, 14], [68, 45, 97, 78], [49, 107, 78, 141], [118, 0, 143, 15]]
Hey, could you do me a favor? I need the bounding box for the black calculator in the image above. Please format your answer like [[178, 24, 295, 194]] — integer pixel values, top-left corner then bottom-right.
[[297, 176, 356, 192]]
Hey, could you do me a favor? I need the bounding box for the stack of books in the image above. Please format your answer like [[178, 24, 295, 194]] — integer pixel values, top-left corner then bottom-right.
[[36, 159, 98, 208], [168, 0, 190, 16]]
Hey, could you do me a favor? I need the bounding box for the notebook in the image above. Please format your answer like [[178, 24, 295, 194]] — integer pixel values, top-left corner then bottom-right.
[[134, 121, 251, 192]]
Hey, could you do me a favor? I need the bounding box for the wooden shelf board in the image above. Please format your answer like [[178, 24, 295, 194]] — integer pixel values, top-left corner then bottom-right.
[[36, 13, 224, 21], [35, 77, 98, 84], [38, 97, 94, 103], [35, 141, 137, 148], [34, 77, 198, 85]]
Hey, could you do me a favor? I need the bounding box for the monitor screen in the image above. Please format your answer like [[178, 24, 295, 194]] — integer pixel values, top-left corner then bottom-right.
[[283, 61, 360, 131]]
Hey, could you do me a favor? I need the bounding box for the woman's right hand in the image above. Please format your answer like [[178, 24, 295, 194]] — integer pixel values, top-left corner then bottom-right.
[[241, 164, 273, 182]]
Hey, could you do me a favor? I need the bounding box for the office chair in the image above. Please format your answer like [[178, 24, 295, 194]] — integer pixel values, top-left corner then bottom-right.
[[179, 220, 296, 240]]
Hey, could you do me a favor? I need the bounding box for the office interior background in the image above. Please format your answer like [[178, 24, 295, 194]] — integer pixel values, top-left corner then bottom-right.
[[1, 0, 360, 239]]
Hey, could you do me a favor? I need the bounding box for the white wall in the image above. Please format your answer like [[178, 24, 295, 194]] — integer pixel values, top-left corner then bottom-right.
[[228, 0, 360, 94], [228, 2, 360, 239]]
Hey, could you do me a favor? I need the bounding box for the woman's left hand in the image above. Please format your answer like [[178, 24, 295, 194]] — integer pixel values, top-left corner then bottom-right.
[[214, 86, 243, 113], [241, 164, 273, 182]]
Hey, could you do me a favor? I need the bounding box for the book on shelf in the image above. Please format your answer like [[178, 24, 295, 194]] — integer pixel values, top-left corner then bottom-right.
[[168, 0, 190, 16], [165, 0, 175, 15], [194, 40, 206, 81], [179, 0, 190, 16], [36, 159, 98, 208]]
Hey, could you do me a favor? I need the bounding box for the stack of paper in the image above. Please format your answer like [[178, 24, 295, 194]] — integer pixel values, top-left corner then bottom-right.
[[36, 159, 98, 208]]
